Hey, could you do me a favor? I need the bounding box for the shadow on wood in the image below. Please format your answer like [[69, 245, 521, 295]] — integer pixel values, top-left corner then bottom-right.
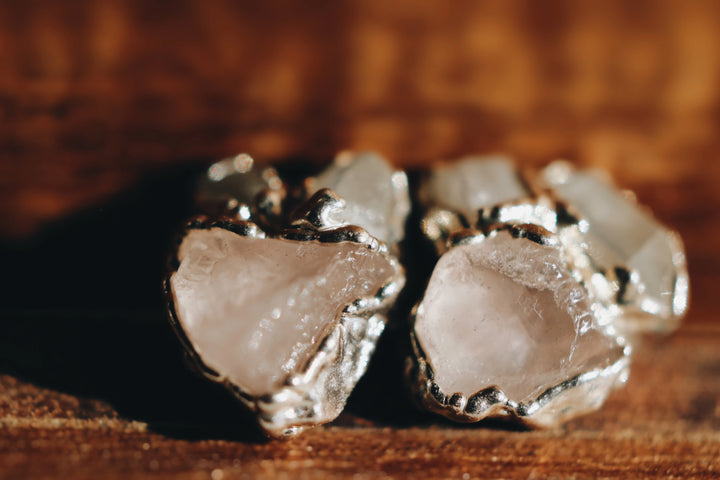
[[0, 164, 269, 442]]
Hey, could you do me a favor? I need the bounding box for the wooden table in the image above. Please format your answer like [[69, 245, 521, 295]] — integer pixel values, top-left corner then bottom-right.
[[1, 1, 719, 478]]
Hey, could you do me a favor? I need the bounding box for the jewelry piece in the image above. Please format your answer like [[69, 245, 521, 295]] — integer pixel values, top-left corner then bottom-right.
[[165, 152, 408, 437], [538, 161, 689, 333], [409, 155, 688, 427], [304, 151, 410, 248]]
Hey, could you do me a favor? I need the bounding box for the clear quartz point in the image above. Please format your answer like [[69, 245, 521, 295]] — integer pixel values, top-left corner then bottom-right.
[[309, 151, 410, 246], [542, 161, 689, 332], [424, 155, 529, 221]]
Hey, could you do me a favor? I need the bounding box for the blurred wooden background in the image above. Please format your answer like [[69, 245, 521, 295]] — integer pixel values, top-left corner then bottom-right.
[[0, 1, 719, 478]]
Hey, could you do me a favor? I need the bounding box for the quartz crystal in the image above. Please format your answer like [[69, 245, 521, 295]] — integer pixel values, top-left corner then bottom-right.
[[170, 227, 395, 396], [424, 155, 529, 220], [410, 155, 686, 426], [168, 152, 409, 436], [310, 151, 410, 246], [414, 231, 625, 404], [542, 162, 689, 329]]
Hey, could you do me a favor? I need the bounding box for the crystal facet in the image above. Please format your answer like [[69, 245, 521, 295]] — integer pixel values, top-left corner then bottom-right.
[[170, 227, 395, 396], [310, 151, 410, 246], [414, 232, 625, 404], [542, 162, 689, 331], [424, 155, 529, 220]]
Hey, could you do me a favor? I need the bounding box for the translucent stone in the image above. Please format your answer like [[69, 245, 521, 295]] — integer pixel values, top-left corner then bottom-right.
[[414, 232, 624, 403], [170, 228, 395, 396], [311, 151, 409, 246], [425, 155, 529, 220], [542, 163, 688, 325]]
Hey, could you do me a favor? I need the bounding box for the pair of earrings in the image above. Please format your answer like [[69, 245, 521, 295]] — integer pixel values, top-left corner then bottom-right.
[[164, 152, 688, 437]]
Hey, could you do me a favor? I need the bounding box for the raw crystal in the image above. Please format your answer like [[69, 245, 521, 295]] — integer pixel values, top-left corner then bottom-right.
[[170, 227, 395, 396], [414, 231, 624, 403], [311, 151, 409, 246], [424, 155, 529, 220], [542, 163, 689, 327]]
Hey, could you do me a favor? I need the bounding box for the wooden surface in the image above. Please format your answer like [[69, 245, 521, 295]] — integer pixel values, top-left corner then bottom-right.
[[1, 1, 720, 478]]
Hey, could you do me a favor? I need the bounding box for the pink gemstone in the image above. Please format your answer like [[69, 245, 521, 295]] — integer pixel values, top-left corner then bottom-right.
[[170, 227, 396, 396], [414, 231, 625, 404]]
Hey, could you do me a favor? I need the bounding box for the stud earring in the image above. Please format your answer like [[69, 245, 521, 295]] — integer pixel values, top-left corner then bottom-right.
[[407, 155, 688, 427], [165, 152, 409, 437]]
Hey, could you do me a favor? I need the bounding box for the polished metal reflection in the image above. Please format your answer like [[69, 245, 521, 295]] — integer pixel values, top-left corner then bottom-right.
[[539, 160, 689, 333]]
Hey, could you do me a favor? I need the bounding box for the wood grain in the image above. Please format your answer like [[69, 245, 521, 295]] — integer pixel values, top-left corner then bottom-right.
[[0, 1, 719, 478], [1, 325, 719, 479]]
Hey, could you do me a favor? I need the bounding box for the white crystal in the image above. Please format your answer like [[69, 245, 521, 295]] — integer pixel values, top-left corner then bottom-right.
[[170, 228, 395, 396], [311, 151, 410, 246], [543, 163, 688, 324], [425, 155, 529, 220], [414, 232, 624, 402]]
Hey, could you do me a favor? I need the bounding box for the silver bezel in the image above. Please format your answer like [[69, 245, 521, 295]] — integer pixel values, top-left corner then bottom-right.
[[304, 150, 411, 249], [165, 189, 405, 437], [539, 160, 690, 333], [408, 224, 631, 427]]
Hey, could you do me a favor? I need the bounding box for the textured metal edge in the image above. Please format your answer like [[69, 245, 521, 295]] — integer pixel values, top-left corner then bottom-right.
[[164, 206, 405, 437], [303, 150, 411, 248], [407, 225, 631, 427], [421, 197, 559, 255], [417, 155, 547, 241], [539, 160, 690, 333], [194, 153, 286, 226], [407, 327, 630, 427]]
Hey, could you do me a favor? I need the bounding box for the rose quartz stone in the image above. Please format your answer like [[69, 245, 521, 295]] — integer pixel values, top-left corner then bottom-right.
[[170, 228, 395, 396], [414, 232, 623, 402]]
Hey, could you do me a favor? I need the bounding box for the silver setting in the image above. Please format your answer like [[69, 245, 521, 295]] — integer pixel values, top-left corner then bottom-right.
[[305, 150, 411, 249], [539, 160, 689, 333], [408, 224, 631, 427], [166, 153, 406, 437], [195, 153, 285, 225], [420, 156, 555, 254], [409, 156, 659, 427]]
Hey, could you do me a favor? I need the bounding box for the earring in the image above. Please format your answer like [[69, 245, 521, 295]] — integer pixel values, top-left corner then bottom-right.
[[408, 155, 688, 427], [165, 151, 408, 437]]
